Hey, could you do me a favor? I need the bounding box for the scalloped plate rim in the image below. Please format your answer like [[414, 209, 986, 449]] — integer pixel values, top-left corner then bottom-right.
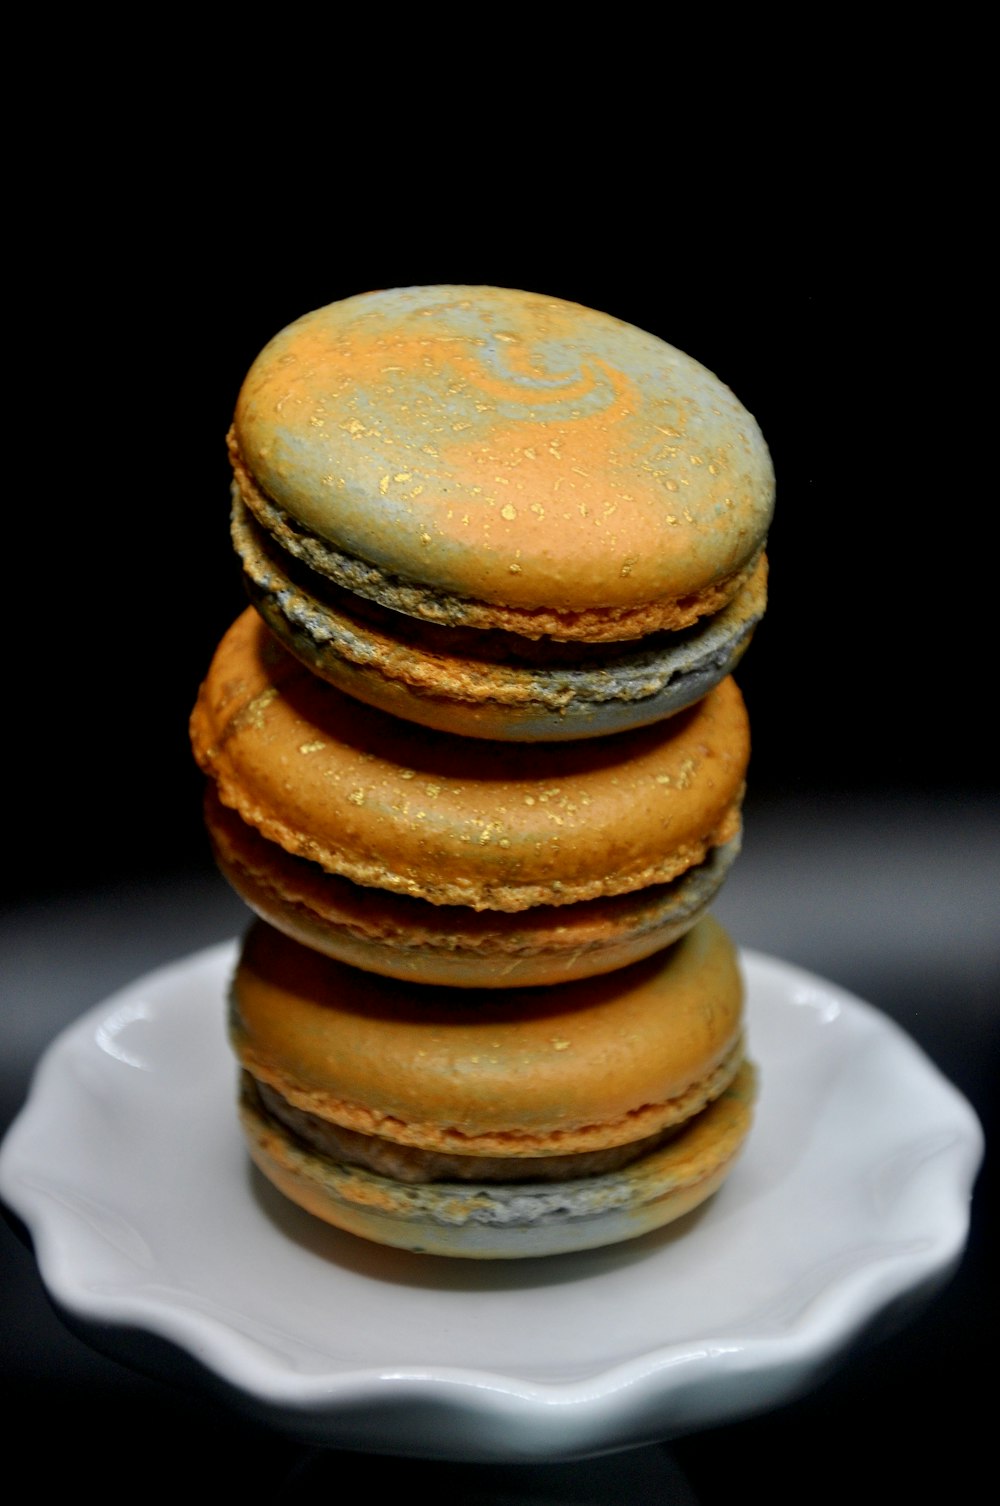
[[0, 939, 984, 1459]]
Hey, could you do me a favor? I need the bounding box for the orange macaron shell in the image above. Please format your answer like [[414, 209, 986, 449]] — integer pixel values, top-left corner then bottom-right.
[[229, 915, 746, 1158], [204, 786, 742, 988], [238, 1060, 757, 1259], [190, 609, 749, 914], [233, 488, 768, 742]]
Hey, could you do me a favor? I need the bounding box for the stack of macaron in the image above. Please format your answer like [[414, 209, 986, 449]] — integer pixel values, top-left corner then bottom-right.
[[190, 285, 775, 1258]]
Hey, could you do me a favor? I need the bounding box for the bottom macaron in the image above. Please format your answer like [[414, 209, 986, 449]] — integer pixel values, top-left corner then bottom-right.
[[229, 916, 758, 1258], [238, 1060, 757, 1259]]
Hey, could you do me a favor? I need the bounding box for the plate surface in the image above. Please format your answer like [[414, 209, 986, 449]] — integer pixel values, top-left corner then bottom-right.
[[0, 941, 983, 1462]]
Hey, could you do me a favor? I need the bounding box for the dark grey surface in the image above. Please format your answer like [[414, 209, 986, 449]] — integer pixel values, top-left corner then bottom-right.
[[2, 793, 994, 1502]]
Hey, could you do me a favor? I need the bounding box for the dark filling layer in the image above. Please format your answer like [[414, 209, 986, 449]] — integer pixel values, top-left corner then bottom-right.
[[247, 1075, 684, 1186]]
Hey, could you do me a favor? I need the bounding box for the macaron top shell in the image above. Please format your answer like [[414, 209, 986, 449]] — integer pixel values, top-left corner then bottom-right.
[[229, 915, 745, 1155], [230, 285, 774, 639], [190, 609, 749, 912]]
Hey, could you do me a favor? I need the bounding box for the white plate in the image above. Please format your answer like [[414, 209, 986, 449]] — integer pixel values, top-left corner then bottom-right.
[[0, 942, 983, 1463]]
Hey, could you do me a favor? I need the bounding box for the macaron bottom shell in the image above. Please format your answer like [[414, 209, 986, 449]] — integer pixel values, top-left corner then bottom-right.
[[238, 1060, 757, 1259], [233, 494, 767, 741], [205, 787, 743, 989]]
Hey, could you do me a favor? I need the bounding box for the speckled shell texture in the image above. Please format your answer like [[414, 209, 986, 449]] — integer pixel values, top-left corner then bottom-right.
[[230, 285, 774, 640], [189, 609, 748, 913], [204, 786, 742, 988]]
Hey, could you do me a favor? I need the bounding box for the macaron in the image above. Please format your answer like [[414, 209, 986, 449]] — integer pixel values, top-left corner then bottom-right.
[[190, 608, 750, 986], [228, 284, 774, 740], [230, 915, 757, 1258]]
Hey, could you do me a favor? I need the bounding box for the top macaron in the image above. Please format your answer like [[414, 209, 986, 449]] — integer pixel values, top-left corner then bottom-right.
[[229, 285, 775, 740]]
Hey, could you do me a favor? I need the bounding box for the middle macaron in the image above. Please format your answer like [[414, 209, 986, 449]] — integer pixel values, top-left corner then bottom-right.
[[191, 609, 750, 988]]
